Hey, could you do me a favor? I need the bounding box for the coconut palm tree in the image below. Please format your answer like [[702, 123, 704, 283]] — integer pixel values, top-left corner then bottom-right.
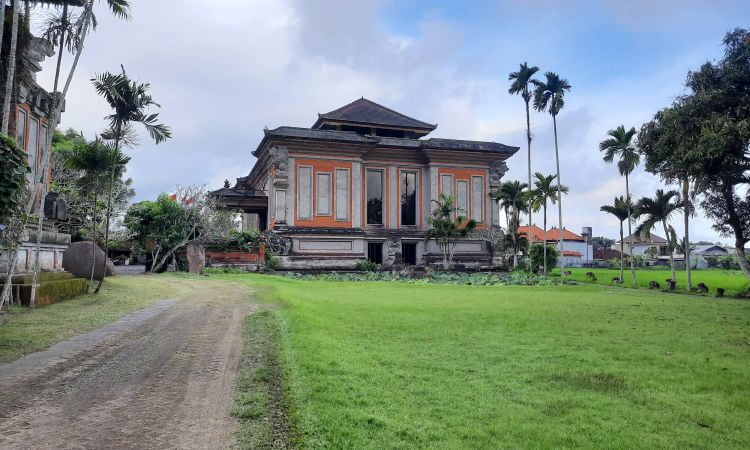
[[532, 72, 571, 275], [493, 180, 528, 268], [599, 125, 640, 288], [508, 62, 539, 269], [600, 196, 632, 282], [26, 0, 131, 307], [91, 66, 171, 293], [635, 189, 683, 282], [531, 172, 568, 275], [61, 138, 129, 290]]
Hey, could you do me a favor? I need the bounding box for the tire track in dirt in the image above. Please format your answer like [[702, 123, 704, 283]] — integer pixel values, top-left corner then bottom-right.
[[0, 277, 255, 449]]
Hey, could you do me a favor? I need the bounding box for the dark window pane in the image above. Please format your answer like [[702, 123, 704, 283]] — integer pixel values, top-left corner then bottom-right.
[[368, 242, 383, 264], [366, 170, 383, 225], [400, 171, 417, 226]]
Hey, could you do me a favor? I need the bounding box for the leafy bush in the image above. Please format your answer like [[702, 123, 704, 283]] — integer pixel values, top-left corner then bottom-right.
[[529, 244, 558, 274], [204, 266, 248, 274], [265, 256, 280, 271], [0, 134, 30, 225], [355, 260, 378, 272], [283, 270, 560, 286]]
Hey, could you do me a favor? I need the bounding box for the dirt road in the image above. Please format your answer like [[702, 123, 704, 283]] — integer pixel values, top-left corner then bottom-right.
[[0, 277, 255, 449]]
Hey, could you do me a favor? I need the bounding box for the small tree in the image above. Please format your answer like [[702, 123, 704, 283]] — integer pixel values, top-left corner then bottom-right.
[[124, 186, 238, 273], [529, 244, 557, 274], [425, 194, 476, 270]]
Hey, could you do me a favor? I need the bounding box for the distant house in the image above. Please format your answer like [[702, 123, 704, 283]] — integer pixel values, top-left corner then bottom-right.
[[518, 225, 594, 267], [594, 248, 622, 261], [687, 244, 729, 269], [618, 233, 669, 258]]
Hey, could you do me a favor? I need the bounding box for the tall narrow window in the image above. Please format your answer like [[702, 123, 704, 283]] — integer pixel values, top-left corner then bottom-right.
[[471, 176, 483, 222], [316, 172, 331, 215], [298, 166, 312, 220], [366, 169, 383, 225], [335, 168, 349, 220], [440, 174, 453, 198], [28, 117, 39, 181], [400, 171, 417, 226], [16, 109, 27, 150], [456, 180, 468, 217]]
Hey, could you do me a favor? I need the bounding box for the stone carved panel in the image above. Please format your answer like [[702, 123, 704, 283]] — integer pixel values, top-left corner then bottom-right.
[[269, 145, 289, 179], [488, 160, 508, 187]]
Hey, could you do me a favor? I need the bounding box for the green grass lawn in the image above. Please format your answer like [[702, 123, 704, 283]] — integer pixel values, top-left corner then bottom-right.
[[0, 275, 183, 363], [219, 274, 750, 448], [557, 267, 750, 297]]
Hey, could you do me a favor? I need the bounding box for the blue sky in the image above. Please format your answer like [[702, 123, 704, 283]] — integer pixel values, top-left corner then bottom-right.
[[39, 0, 750, 243]]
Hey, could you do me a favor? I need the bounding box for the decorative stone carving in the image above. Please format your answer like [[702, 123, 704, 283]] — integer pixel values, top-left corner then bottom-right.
[[488, 160, 508, 187], [269, 145, 289, 179], [383, 237, 401, 267]]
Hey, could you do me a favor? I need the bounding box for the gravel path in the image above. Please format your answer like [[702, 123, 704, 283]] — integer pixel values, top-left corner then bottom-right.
[[0, 278, 255, 449]]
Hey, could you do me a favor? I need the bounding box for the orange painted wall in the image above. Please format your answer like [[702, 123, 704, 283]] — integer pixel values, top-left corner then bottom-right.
[[295, 158, 353, 228]]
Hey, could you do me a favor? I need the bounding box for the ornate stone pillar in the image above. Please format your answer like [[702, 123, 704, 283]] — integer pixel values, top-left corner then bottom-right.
[[269, 146, 289, 226], [488, 160, 508, 227]]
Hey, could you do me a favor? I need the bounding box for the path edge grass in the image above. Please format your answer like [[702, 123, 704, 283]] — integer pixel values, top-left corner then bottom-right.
[[232, 284, 298, 449]]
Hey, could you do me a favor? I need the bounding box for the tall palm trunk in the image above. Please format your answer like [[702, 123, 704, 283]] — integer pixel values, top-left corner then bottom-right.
[[624, 173, 636, 288], [552, 114, 564, 275], [95, 134, 121, 293], [87, 190, 98, 292], [619, 221, 624, 281], [30, 2, 69, 307], [1, 0, 20, 134], [542, 201, 547, 275], [682, 177, 691, 290], [663, 220, 676, 282], [525, 97, 533, 271], [0, 1, 6, 60]]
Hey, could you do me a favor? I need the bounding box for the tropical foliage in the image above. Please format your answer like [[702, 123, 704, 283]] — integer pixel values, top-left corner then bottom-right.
[[533, 71, 572, 273], [600, 196, 633, 281], [124, 186, 238, 273], [493, 180, 528, 268], [529, 243, 557, 275], [529, 172, 567, 275], [91, 66, 171, 291], [425, 194, 477, 270], [0, 133, 29, 225], [508, 62, 539, 266], [638, 28, 750, 280], [635, 189, 683, 281]]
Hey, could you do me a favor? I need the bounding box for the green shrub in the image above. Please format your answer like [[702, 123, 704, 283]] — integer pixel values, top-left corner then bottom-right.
[[529, 244, 558, 274], [265, 256, 280, 271], [282, 270, 558, 286], [204, 266, 247, 274], [355, 260, 378, 271]]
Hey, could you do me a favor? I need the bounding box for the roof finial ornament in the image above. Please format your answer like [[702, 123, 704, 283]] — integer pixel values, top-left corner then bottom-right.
[[223, 179, 230, 188]]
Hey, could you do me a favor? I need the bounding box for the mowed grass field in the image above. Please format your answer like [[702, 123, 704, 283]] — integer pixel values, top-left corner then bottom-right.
[[221, 274, 750, 449], [557, 268, 750, 297]]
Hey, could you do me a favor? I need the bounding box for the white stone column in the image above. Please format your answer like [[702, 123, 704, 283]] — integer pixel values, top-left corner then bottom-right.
[[352, 161, 362, 228], [388, 165, 398, 228], [286, 157, 295, 226]]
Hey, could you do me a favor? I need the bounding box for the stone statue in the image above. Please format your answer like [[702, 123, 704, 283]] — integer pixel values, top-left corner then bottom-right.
[[488, 160, 508, 187], [269, 146, 289, 178]]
